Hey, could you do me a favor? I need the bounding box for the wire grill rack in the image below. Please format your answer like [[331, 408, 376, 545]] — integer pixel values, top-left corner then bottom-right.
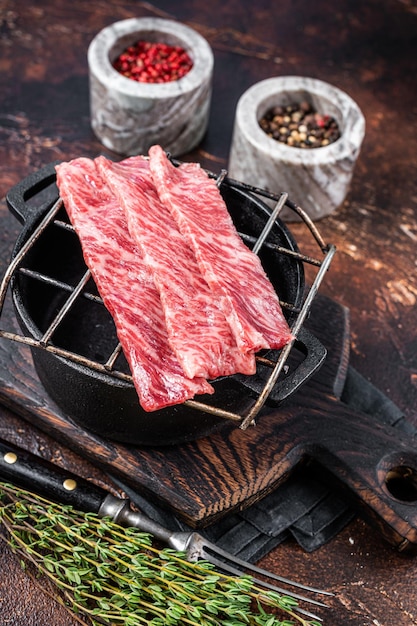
[[0, 165, 336, 429]]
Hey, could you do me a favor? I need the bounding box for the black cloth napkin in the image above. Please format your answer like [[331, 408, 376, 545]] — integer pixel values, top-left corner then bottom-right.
[[113, 366, 416, 561]]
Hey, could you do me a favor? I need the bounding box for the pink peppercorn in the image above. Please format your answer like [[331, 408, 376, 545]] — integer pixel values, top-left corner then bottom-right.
[[113, 40, 193, 83]]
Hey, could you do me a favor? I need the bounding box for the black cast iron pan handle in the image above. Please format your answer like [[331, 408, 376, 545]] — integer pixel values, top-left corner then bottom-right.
[[233, 326, 327, 405], [6, 161, 60, 226]]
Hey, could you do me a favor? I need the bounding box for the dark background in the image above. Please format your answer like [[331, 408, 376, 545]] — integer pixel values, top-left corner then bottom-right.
[[0, 1, 417, 624]]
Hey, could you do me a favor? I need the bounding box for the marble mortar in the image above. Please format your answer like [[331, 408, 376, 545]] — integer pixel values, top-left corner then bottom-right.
[[88, 17, 214, 157], [228, 76, 366, 221]]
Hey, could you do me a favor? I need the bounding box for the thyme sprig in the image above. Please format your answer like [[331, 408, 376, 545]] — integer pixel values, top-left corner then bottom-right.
[[0, 483, 322, 626]]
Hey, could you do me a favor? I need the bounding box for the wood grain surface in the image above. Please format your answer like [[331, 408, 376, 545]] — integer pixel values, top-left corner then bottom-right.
[[0, 0, 417, 624]]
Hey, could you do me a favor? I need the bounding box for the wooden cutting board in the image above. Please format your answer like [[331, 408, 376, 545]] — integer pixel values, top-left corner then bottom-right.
[[1, 293, 417, 553]]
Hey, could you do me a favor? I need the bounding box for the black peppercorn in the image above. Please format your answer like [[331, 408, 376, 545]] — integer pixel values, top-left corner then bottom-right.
[[259, 101, 341, 148]]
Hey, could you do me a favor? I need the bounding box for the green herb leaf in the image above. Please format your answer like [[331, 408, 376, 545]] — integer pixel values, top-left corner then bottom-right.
[[0, 482, 325, 626]]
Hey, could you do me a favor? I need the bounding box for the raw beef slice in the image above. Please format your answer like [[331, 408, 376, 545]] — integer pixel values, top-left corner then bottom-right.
[[55, 157, 213, 412], [96, 155, 256, 380], [148, 144, 294, 355]]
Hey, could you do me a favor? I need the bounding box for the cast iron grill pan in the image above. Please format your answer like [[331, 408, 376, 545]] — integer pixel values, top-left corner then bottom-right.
[[2, 162, 334, 445]]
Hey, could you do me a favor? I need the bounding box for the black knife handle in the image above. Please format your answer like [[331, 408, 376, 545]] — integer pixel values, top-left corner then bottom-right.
[[0, 438, 109, 514]]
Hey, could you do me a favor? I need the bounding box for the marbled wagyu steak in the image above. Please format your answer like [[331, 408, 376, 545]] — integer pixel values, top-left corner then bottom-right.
[[55, 147, 293, 412]]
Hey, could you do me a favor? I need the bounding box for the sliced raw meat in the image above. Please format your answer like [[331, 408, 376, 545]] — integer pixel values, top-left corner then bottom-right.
[[55, 157, 213, 412], [148, 144, 294, 354], [96, 155, 256, 379]]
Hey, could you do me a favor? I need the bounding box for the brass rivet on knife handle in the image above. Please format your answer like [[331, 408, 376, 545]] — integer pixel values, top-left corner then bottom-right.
[[63, 478, 77, 491], [3, 452, 17, 464]]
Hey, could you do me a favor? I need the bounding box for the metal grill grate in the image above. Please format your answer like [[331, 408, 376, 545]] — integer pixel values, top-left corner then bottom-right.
[[0, 167, 336, 429]]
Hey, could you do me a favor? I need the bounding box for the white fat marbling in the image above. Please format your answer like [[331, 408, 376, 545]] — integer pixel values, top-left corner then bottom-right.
[[88, 18, 213, 157], [228, 76, 365, 221]]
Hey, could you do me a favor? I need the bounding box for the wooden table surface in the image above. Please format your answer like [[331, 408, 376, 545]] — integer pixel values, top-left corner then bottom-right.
[[1, 0, 417, 624]]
